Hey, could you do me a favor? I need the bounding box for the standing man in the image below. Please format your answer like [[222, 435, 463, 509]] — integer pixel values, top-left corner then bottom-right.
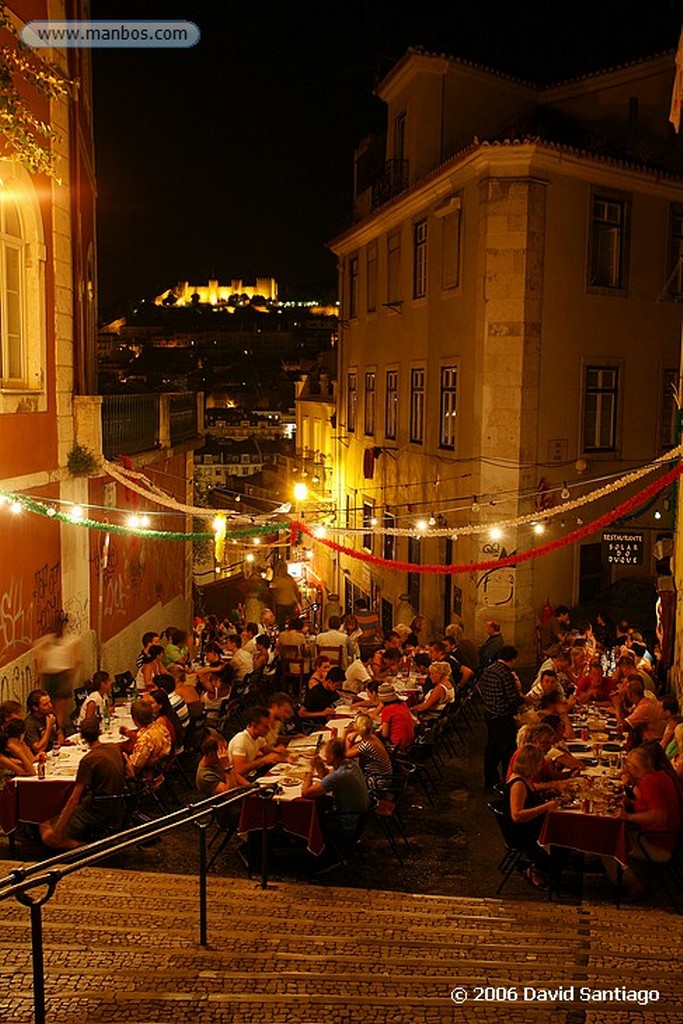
[[479, 645, 524, 788], [479, 620, 504, 668]]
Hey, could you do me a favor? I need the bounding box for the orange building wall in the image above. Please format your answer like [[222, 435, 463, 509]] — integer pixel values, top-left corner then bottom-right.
[[0, 483, 62, 664], [88, 455, 189, 643]]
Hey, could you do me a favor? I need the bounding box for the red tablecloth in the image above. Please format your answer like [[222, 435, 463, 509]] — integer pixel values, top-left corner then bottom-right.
[[539, 809, 628, 867], [237, 793, 325, 856], [0, 778, 74, 834]]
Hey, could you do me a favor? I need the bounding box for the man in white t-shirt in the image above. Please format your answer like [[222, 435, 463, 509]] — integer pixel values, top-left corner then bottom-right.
[[225, 633, 254, 684], [315, 616, 354, 669], [227, 705, 288, 785], [344, 657, 371, 694]]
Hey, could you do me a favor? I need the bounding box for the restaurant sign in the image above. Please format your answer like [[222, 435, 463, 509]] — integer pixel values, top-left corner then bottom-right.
[[602, 531, 644, 566]]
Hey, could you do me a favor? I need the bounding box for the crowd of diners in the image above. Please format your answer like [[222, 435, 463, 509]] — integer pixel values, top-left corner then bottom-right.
[[479, 606, 683, 898], [2, 602, 681, 897], [0, 605, 491, 863]]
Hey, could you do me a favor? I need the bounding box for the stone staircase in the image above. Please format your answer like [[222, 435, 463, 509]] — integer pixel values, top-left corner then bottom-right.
[[0, 864, 680, 1023]]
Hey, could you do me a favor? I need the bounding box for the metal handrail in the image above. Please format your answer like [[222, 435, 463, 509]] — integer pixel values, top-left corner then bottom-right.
[[0, 783, 272, 1024]]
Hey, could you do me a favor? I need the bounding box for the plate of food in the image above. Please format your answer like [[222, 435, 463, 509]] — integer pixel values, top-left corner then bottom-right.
[[566, 742, 592, 752], [279, 776, 301, 787]]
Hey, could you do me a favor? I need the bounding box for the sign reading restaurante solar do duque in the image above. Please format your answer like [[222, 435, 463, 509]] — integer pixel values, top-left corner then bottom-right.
[[602, 531, 644, 566]]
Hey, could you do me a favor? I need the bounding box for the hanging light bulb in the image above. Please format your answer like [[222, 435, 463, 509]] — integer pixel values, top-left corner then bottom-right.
[[428, 514, 436, 527], [471, 495, 480, 513], [489, 527, 503, 541], [140, 514, 151, 528], [245, 552, 255, 563], [69, 505, 84, 521], [533, 522, 545, 535], [560, 482, 570, 500], [416, 519, 428, 533], [253, 536, 261, 545], [654, 510, 662, 520], [128, 514, 141, 529], [370, 517, 378, 527], [11, 501, 22, 515], [313, 525, 327, 539]]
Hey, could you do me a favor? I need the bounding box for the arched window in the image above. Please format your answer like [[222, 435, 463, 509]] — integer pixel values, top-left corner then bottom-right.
[[0, 169, 46, 408], [0, 194, 23, 382]]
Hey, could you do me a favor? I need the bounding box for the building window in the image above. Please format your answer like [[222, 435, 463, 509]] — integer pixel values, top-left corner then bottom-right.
[[589, 193, 628, 290], [439, 365, 458, 449], [410, 367, 425, 444], [387, 231, 401, 304], [383, 512, 395, 560], [348, 255, 359, 317], [364, 371, 376, 435], [366, 240, 378, 312], [347, 371, 357, 432], [385, 369, 398, 441], [661, 367, 679, 449], [362, 501, 374, 552], [441, 207, 461, 290], [394, 111, 406, 161], [583, 366, 619, 451], [413, 219, 427, 299], [0, 195, 24, 384], [668, 207, 683, 296]]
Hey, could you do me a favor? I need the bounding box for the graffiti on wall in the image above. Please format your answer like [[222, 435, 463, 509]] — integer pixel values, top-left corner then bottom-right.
[[33, 561, 61, 638], [476, 543, 517, 607]]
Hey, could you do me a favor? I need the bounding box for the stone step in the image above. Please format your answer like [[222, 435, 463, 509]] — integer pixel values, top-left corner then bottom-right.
[[0, 864, 679, 1024]]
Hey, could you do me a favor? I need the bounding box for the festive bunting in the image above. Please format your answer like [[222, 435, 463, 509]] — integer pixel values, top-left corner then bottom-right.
[[293, 461, 683, 576]]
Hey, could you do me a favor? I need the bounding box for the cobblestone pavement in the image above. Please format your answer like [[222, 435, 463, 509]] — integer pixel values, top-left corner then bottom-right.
[[0, 869, 680, 1023]]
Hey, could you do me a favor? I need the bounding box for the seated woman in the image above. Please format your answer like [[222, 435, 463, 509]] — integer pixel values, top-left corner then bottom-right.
[[345, 712, 393, 791], [411, 662, 454, 716], [196, 731, 244, 829], [0, 723, 36, 777], [144, 688, 185, 750], [135, 644, 165, 692], [77, 670, 113, 724], [308, 654, 331, 690], [504, 743, 560, 888]]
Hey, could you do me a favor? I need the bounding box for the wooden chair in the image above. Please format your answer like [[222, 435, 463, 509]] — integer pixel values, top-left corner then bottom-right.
[[316, 644, 344, 667], [278, 644, 310, 695]]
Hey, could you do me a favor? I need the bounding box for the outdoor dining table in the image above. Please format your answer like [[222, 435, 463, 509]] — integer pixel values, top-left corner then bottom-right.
[[0, 711, 134, 839]]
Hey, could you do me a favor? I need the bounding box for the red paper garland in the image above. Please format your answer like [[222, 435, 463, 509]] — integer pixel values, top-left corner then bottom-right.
[[294, 461, 682, 576]]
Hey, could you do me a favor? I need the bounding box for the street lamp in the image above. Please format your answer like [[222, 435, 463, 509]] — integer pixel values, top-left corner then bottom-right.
[[293, 482, 308, 503]]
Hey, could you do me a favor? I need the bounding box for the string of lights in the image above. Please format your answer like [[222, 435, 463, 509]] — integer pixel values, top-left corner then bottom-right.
[[293, 460, 683, 575]]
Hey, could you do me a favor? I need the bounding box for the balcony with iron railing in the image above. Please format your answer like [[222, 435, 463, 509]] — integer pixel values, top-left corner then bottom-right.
[[370, 159, 409, 210], [73, 392, 204, 462]]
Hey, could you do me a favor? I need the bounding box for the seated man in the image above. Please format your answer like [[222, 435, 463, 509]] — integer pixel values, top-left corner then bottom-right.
[[605, 744, 683, 899], [227, 705, 289, 786], [122, 699, 172, 778], [615, 676, 666, 744], [40, 718, 126, 849], [302, 737, 371, 849], [195, 642, 233, 698], [539, 605, 571, 658], [575, 661, 616, 704], [299, 667, 343, 724], [136, 630, 161, 670], [315, 615, 354, 668], [24, 688, 60, 755], [264, 692, 297, 747], [224, 633, 254, 685], [344, 655, 371, 695], [528, 652, 573, 701]]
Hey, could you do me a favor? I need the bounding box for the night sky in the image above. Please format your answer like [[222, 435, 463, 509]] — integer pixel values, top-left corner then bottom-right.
[[90, 0, 682, 318]]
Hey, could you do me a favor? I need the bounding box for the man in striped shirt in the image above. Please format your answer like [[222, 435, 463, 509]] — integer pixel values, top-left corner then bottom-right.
[[478, 645, 524, 788]]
